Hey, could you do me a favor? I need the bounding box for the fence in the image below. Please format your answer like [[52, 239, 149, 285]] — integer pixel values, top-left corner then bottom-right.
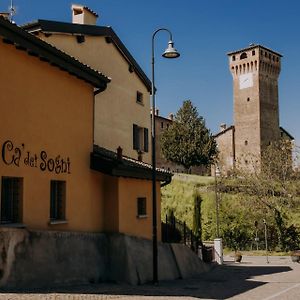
[[161, 214, 201, 253]]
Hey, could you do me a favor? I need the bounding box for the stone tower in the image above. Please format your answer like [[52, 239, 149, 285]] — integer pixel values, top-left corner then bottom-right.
[[227, 45, 282, 168]]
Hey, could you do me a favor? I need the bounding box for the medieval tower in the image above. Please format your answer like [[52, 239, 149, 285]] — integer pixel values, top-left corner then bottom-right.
[[228, 45, 282, 168]]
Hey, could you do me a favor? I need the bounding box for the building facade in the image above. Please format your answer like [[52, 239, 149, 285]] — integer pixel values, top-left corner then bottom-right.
[[1, 6, 172, 240], [23, 5, 152, 164]]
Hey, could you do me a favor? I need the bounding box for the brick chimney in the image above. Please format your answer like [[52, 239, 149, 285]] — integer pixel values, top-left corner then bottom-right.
[[72, 4, 98, 25]]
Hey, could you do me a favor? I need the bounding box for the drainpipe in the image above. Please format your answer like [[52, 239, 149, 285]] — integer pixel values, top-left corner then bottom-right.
[[161, 177, 172, 187]]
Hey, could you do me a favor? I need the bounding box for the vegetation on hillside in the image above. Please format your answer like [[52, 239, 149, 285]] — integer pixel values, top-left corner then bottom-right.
[[161, 141, 300, 252]]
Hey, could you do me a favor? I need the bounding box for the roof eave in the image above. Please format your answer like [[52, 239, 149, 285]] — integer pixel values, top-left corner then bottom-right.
[[0, 17, 110, 89], [22, 20, 152, 92]]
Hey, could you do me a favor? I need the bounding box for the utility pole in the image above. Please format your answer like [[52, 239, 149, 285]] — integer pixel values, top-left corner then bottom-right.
[[214, 165, 220, 238]]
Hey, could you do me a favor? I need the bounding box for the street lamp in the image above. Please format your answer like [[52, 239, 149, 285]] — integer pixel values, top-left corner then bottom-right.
[[151, 28, 180, 284], [263, 219, 269, 264]]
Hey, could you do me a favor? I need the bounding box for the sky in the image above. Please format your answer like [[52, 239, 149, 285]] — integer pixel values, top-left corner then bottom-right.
[[1, 0, 299, 144]]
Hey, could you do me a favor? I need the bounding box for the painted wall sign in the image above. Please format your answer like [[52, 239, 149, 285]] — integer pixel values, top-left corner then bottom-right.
[[1, 140, 71, 174]]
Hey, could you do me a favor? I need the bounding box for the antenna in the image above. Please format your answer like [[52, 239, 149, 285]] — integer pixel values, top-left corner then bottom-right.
[[9, 0, 16, 23]]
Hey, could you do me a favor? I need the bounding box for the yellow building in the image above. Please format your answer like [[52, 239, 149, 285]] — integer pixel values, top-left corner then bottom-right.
[[0, 10, 171, 241], [23, 4, 152, 164]]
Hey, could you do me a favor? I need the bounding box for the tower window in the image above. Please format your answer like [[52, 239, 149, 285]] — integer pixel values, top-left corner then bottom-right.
[[252, 50, 255, 56], [240, 52, 247, 60], [245, 140, 248, 145], [247, 97, 250, 102], [232, 55, 236, 61], [161, 122, 164, 129]]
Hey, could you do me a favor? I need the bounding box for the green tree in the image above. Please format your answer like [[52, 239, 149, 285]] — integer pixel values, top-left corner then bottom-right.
[[161, 100, 217, 170]]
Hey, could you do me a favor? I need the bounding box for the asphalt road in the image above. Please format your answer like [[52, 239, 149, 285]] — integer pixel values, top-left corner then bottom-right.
[[0, 255, 299, 300]]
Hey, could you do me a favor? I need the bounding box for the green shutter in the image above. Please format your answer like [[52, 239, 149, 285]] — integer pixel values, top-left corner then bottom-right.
[[144, 128, 149, 152], [133, 124, 139, 150]]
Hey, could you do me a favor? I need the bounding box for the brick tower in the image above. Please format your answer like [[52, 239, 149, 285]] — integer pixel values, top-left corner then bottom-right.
[[227, 45, 282, 169]]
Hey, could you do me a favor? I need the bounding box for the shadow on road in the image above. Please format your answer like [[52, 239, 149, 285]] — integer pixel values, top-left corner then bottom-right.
[[0, 264, 293, 299]]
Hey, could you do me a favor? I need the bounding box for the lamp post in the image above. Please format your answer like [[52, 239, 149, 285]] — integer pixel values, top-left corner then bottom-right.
[[151, 28, 180, 284], [263, 219, 269, 264]]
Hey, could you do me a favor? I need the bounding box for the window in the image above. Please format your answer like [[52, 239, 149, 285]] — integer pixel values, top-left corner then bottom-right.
[[161, 122, 164, 129], [50, 180, 66, 221], [137, 197, 147, 217], [136, 91, 143, 104], [252, 50, 255, 56], [133, 124, 149, 152], [232, 55, 236, 61], [245, 140, 248, 145], [240, 52, 247, 59], [247, 97, 250, 102], [1, 177, 23, 224]]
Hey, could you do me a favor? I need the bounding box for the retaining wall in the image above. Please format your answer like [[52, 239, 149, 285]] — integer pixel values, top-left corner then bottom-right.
[[0, 228, 209, 288]]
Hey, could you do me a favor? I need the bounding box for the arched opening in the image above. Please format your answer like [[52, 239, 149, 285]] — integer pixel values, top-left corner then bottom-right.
[[240, 52, 247, 59]]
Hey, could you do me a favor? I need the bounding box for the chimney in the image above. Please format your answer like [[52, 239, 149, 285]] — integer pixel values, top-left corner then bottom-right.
[[220, 123, 227, 131], [0, 13, 9, 20], [137, 150, 143, 162], [168, 113, 174, 121], [72, 4, 98, 25], [117, 146, 123, 161]]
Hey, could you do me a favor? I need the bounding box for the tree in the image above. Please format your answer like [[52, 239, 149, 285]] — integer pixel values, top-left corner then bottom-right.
[[161, 100, 217, 170], [226, 139, 300, 251]]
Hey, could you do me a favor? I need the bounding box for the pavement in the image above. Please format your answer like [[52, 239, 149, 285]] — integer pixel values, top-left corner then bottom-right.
[[0, 255, 299, 300]]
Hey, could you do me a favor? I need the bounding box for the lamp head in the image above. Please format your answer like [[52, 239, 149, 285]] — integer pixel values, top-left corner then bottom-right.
[[162, 40, 180, 58]]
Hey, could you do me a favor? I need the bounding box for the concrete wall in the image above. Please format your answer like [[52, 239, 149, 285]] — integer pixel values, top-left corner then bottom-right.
[[0, 229, 210, 288]]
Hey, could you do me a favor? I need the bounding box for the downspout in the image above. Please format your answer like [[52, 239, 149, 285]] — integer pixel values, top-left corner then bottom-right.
[[161, 176, 172, 187]]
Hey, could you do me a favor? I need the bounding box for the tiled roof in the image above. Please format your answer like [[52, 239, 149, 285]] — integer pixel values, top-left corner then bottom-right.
[[91, 145, 173, 182], [214, 125, 234, 138], [22, 19, 151, 92], [0, 16, 110, 90]]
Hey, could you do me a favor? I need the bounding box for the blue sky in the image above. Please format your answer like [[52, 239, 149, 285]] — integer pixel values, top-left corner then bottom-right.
[[2, 0, 299, 143]]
